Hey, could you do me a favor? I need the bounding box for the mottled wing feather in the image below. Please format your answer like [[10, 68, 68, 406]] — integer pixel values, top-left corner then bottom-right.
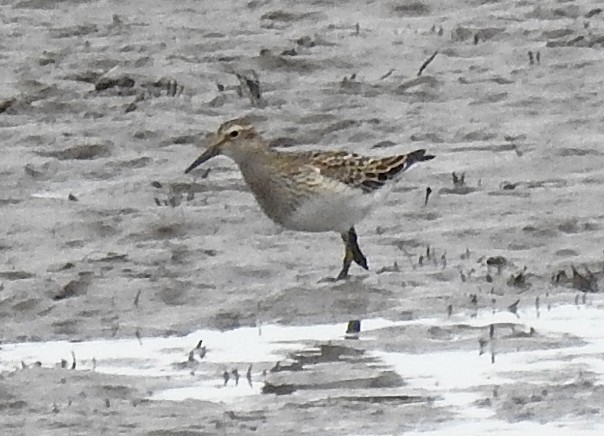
[[307, 151, 369, 188], [305, 149, 434, 192], [280, 161, 352, 196]]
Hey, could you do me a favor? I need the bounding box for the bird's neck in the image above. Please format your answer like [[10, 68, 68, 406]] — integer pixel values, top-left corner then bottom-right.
[[232, 146, 278, 168]]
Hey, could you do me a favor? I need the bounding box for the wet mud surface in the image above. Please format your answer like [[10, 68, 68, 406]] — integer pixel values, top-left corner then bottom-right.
[[1, 0, 604, 434]]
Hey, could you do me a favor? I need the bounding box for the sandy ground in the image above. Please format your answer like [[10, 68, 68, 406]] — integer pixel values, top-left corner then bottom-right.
[[1, 0, 604, 434]]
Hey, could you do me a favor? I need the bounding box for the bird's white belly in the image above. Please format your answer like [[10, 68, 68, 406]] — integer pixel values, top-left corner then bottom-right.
[[284, 190, 378, 233]]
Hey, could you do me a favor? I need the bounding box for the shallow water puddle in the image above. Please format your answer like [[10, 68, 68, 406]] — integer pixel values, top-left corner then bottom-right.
[[1, 301, 604, 432], [0, 318, 396, 402], [381, 301, 604, 434]]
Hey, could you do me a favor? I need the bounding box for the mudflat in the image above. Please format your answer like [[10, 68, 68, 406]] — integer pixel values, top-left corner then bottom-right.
[[1, 0, 603, 434]]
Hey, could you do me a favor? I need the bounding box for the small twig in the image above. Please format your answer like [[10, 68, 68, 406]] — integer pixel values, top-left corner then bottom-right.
[[379, 69, 394, 80], [507, 299, 520, 316], [235, 69, 262, 107], [247, 364, 253, 386], [417, 50, 438, 77]]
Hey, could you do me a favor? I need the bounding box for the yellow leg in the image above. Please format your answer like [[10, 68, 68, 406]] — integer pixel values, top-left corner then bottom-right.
[[337, 242, 354, 280], [336, 227, 368, 280], [348, 227, 368, 270]]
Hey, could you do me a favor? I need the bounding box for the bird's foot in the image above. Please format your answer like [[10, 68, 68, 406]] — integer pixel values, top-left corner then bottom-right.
[[336, 260, 352, 280], [336, 269, 350, 281]]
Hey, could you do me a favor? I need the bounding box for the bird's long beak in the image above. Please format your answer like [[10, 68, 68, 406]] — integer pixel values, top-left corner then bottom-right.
[[184, 137, 224, 174]]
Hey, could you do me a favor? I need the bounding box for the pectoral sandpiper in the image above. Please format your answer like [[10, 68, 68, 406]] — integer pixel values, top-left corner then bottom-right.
[[185, 118, 434, 280]]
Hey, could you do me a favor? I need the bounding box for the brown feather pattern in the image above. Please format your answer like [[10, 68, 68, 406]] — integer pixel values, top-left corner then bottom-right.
[[302, 150, 435, 193]]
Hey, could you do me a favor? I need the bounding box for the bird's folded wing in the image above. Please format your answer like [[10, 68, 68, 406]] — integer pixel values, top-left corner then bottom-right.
[[304, 150, 433, 192]]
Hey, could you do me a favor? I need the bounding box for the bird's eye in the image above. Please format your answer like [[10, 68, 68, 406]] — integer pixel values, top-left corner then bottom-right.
[[229, 130, 239, 138]]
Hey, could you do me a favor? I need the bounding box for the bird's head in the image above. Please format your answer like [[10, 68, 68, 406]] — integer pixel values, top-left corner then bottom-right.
[[184, 118, 261, 173]]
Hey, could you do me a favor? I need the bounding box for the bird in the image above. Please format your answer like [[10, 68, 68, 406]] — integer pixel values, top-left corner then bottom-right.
[[184, 117, 434, 280]]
